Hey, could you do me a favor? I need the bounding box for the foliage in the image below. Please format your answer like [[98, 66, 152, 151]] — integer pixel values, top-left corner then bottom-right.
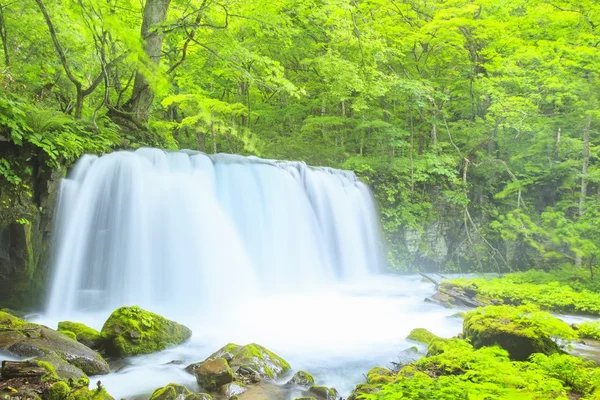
[[356, 337, 600, 400], [574, 321, 600, 341], [442, 274, 600, 315]]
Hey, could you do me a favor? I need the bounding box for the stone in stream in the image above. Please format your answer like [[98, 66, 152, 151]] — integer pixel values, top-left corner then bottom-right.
[[308, 385, 338, 400], [57, 321, 103, 350], [100, 305, 192, 357], [286, 370, 315, 387], [187, 343, 291, 381], [194, 358, 234, 391], [148, 383, 209, 400], [406, 328, 442, 345], [220, 382, 247, 397], [0, 311, 109, 375]]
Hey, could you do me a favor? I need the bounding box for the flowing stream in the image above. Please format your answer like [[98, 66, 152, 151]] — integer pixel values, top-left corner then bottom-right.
[[39, 149, 475, 398]]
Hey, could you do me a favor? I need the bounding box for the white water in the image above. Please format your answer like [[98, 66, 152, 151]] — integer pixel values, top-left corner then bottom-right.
[[47, 148, 383, 316]]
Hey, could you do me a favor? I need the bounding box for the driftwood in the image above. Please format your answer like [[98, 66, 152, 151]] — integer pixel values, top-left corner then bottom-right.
[[419, 272, 439, 288], [1, 360, 46, 380]]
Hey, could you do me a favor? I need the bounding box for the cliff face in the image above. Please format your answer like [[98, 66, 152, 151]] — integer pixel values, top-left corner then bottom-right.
[[0, 146, 64, 311]]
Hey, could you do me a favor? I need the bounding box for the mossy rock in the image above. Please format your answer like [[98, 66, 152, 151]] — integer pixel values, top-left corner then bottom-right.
[[406, 328, 442, 344], [48, 381, 71, 400], [366, 367, 394, 385], [36, 353, 90, 387], [308, 385, 338, 400], [0, 311, 109, 375], [463, 305, 573, 361], [207, 343, 291, 379], [287, 370, 315, 387], [100, 306, 192, 357], [149, 383, 205, 400], [0, 307, 27, 318], [58, 321, 103, 350], [194, 358, 234, 391], [66, 387, 114, 400], [60, 330, 78, 341]]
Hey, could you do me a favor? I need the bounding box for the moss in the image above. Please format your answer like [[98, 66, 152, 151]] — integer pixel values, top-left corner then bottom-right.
[[0, 310, 32, 329], [308, 385, 338, 400], [209, 343, 291, 379], [149, 383, 202, 400], [194, 358, 234, 391], [60, 330, 77, 341], [406, 328, 442, 345], [287, 370, 315, 386], [58, 321, 103, 348], [463, 305, 575, 361], [66, 387, 114, 400], [100, 306, 192, 357], [47, 382, 70, 400], [366, 367, 394, 385]]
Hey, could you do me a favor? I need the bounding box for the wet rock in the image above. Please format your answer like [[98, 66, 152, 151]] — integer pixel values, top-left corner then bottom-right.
[[308, 385, 338, 400], [100, 306, 192, 357], [406, 328, 441, 345], [208, 343, 291, 380], [286, 370, 315, 387], [194, 358, 234, 391], [148, 383, 205, 400], [426, 281, 496, 308], [235, 365, 262, 384], [35, 353, 89, 385], [463, 306, 566, 361], [0, 311, 109, 375], [220, 382, 247, 397], [58, 321, 103, 350]]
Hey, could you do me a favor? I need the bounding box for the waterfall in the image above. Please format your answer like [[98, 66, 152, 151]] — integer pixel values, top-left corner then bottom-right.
[[46, 148, 384, 316]]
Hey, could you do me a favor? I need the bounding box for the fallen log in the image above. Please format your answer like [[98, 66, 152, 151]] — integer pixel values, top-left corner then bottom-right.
[[1, 360, 46, 380]]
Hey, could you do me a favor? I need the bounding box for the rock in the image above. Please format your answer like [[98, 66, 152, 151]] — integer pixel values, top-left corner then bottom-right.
[[66, 387, 115, 400], [235, 365, 262, 384], [287, 370, 315, 387], [308, 385, 338, 400], [366, 367, 394, 384], [425, 281, 496, 308], [219, 382, 247, 397], [35, 353, 90, 386], [463, 305, 567, 361], [194, 358, 234, 391], [207, 343, 291, 379], [100, 306, 192, 357], [406, 328, 441, 344], [149, 383, 205, 400], [0, 311, 109, 375], [58, 321, 103, 350]]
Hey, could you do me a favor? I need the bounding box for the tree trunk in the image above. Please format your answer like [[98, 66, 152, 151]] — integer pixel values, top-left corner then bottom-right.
[[127, 0, 171, 125], [211, 110, 216, 154], [576, 114, 592, 267], [0, 4, 9, 67]]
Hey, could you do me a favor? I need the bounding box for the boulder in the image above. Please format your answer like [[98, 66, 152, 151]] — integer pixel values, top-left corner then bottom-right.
[[58, 321, 103, 350], [287, 370, 315, 387], [219, 382, 247, 397], [308, 385, 338, 400], [100, 306, 192, 357], [35, 353, 89, 386], [149, 383, 206, 400], [463, 305, 569, 361], [207, 343, 291, 379], [406, 328, 441, 345], [194, 358, 234, 391], [0, 311, 109, 375]]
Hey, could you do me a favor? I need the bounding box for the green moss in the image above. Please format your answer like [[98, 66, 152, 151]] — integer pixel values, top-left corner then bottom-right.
[[209, 343, 291, 379], [0, 310, 31, 329], [354, 337, 600, 400], [287, 370, 315, 386], [194, 358, 234, 391], [58, 321, 103, 348], [309, 385, 338, 400], [366, 367, 394, 384], [66, 387, 114, 400], [100, 306, 192, 357], [575, 321, 600, 340], [48, 382, 70, 400], [149, 383, 202, 400], [441, 272, 600, 316], [463, 305, 575, 360], [60, 330, 77, 340], [406, 328, 442, 345]]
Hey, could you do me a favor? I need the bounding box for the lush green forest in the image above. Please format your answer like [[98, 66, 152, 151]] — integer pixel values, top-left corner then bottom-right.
[[0, 0, 599, 274]]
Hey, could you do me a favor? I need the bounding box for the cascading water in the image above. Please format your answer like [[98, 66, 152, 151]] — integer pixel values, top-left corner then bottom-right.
[[47, 148, 384, 316]]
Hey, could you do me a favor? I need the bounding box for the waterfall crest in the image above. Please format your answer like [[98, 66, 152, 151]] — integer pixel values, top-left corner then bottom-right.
[[47, 148, 384, 316]]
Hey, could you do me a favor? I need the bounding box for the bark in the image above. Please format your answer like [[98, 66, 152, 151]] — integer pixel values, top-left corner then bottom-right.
[[0, 4, 9, 67], [127, 0, 172, 125], [576, 115, 591, 267], [1, 360, 46, 379]]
